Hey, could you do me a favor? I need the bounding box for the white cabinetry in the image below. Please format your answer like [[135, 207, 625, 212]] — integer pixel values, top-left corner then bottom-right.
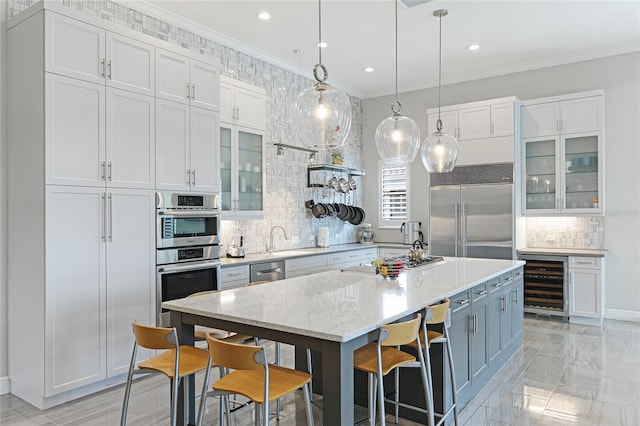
[[46, 12, 154, 96], [522, 91, 604, 215], [569, 256, 605, 326], [220, 78, 266, 219], [156, 48, 220, 111], [156, 99, 220, 193], [286, 255, 328, 279], [220, 265, 251, 290], [427, 97, 519, 166]]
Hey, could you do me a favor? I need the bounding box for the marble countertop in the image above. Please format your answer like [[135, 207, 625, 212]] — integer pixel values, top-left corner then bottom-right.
[[164, 257, 524, 342], [517, 248, 608, 257], [221, 243, 379, 267]]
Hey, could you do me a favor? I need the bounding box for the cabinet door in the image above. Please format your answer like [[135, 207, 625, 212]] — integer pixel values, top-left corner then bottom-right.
[[499, 289, 512, 350], [106, 189, 155, 377], [155, 49, 190, 105], [448, 313, 470, 395], [561, 96, 603, 134], [106, 32, 154, 96], [491, 102, 514, 137], [156, 99, 190, 191], [190, 107, 220, 193], [523, 137, 560, 213], [427, 111, 458, 138], [561, 133, 603, 213], [521, 102, 559, 138], [511, 279, 524, 338], [45, 186, 106, 394], [106, 88, 155, 189], [486, 294, 501, 364], [569, 269, 601, 318], [236, 128, 264, 215], [458, 105, 491, 140], [190, 59, 220, 111], [45, 74, 106, 187], [220, 126, 234, 212], [470, 303, 488, 381], [220, 81, 235, 123], [45, 12, 105, 84], [235, 87, 266, 129]]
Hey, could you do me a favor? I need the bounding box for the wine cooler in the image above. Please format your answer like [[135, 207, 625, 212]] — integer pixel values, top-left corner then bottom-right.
[[519, 255, 568, 317]]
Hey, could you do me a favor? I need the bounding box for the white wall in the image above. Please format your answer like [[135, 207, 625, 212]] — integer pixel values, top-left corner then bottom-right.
[[362, 52, 640, 318], [0, 0, 8, 393]]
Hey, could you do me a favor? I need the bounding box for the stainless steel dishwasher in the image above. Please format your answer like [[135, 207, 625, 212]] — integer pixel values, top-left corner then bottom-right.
[[250, 260, 285, 282]]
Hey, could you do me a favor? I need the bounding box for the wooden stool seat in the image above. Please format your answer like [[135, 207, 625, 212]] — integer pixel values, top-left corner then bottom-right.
[[354, 344, 416, 376], [138, 345, 210, 378]]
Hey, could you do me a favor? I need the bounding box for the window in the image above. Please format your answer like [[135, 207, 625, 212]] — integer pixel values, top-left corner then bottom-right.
[[379, 162, 409, 228]]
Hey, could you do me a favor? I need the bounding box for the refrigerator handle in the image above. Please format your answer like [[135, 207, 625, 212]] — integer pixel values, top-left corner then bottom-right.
[[454, 203, 459, 257], [462, 203, 468, 257]]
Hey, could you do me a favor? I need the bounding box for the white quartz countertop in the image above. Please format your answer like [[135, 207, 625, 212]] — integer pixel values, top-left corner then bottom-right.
[[221, 243, 379, 267], [517, 248, 608, 257], [164, 257, 524, 343]]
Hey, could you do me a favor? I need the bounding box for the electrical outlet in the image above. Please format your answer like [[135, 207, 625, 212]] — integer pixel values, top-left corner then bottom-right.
[[292, 236, 300, 245]]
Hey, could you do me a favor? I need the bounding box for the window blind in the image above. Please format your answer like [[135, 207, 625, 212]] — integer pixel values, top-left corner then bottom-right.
[[381, 165, 408, 221]]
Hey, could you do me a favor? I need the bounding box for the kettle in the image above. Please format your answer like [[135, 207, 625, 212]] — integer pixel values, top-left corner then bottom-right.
[[226, 236, 246, 258]]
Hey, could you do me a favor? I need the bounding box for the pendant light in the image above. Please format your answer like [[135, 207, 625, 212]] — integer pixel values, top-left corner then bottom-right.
[[421, 9, 458, 173], [375, 0, 420, 165], [294, 0, 352, 152]]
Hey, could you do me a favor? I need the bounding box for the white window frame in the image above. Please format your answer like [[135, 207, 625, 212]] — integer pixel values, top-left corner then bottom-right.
[[378, 160, 411, 229]]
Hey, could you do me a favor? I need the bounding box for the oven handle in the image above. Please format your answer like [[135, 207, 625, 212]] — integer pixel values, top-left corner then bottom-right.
[[157, 260, 221, 273], [157, 210, 220, 218]]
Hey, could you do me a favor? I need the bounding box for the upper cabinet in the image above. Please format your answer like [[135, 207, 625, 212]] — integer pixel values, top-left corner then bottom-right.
[[156, 49, 220, 111], [46, 13, 154, 96], [220, 76, 266, 129], [521, 91, 604, 215], [427, 97, 519, 166]]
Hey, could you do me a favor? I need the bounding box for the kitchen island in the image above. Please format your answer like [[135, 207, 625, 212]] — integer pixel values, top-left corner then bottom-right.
[[163, 256, 524, 425]]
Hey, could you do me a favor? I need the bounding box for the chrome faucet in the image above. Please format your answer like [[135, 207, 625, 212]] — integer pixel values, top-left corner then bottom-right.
[[267, 225, 289, 252]]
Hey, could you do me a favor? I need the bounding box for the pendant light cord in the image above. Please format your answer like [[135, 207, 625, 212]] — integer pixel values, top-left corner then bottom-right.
[[437, 12, 442, 124], [318, 0, 322, 65], [394, 0, 398, 102]]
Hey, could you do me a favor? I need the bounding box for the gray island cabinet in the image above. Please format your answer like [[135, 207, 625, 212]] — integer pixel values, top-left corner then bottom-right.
[[164, 257, 524, 425]]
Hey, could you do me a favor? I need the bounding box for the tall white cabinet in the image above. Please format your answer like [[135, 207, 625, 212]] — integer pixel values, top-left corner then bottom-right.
[[7, 3, 219, 409]]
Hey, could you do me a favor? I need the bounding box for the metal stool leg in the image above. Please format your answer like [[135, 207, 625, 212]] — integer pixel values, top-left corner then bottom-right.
[[443, 327, 459, 425], [120, 343, 138, 426]]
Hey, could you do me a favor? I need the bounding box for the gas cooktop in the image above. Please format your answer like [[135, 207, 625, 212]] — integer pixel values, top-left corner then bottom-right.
[[387, 255, 445, 269]]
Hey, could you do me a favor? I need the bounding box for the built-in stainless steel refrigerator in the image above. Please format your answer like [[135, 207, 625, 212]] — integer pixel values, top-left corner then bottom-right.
[[429, 163, 515, 260]]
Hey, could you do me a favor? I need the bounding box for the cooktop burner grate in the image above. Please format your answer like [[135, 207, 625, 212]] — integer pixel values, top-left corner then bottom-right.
[[385, 255, 446, 269]]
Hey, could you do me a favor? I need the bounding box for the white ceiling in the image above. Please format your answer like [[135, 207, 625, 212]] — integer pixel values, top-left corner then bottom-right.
[[140, 1, 640, 99]]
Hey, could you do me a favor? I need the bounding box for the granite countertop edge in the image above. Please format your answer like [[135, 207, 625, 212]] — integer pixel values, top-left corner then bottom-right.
[[517, 247, 608, 257]]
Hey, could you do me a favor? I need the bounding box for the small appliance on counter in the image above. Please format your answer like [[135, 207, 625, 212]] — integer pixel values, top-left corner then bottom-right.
[[317, 227, 329, 248], [226, 236, 246, 258], [400, 221, 423, 245], [359, 223, 374, 244]]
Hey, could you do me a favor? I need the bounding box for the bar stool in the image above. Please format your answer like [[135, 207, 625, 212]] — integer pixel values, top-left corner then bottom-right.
[[353, 313, 431, 426], [120, 322, 212, 426], [197, 335, 314, 426], [392, 299, 459, 426]]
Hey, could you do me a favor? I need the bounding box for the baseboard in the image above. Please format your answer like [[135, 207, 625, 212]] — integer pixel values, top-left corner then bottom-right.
[[0, 376, 10, 395], [605, 309, 640, 323]]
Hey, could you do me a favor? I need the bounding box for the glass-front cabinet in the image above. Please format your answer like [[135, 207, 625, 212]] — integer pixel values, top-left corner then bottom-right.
[[220, 124, 265, 218], [523, 132, 603, 215]]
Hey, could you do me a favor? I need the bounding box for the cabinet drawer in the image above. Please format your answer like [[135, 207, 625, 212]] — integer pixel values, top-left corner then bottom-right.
[[328, 251, 360, 266], [471, 284, 488, 302], [569, 257, 600, 269], [500, 271, 515, 286], [450, 291, 471, 317], [220, 278, 248, 290], [358, 248, 378, 262], [221, 265, 249, 282], [487, 277, 502, 295], [379, 247, 406, 258], [286, 255, 327, 272]]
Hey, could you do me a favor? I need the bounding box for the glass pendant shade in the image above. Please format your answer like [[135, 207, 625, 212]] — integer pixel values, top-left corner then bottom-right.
[[375, 114, 421, 165], [294, 81, 352, 151], [421, 125, 458, 173]]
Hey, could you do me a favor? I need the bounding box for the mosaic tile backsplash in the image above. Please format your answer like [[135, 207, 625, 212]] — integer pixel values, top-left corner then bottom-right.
[[526, 217, 605, 249], [8, 0, 365, 255]]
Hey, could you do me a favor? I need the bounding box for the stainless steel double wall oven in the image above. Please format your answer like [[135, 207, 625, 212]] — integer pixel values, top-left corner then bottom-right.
[[156, 192, 221, 326]]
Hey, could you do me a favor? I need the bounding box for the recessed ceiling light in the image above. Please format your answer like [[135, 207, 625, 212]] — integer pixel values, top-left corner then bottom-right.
[[363, 66, 375, 73], [257, 11, 271, 21], [467, 44, 480, 51], [317, 41, 328, 48]]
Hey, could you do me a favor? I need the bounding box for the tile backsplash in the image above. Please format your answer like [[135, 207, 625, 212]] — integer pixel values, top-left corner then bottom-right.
[[526, 217, 605, 249], [8, 0, 365, 255]]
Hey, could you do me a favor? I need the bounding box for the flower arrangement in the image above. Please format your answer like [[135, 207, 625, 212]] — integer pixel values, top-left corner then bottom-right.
[[332, 150, 344, 166]]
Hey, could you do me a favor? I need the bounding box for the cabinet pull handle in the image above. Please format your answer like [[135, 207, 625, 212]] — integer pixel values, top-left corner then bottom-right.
[[107, 60, 112, 79], [575, 261, 591, 265], [186, 169, 192, 184], [513, 289, 518, 305], [474, 313, 478, 336], [501, 296, 507, 312], [236, 106, 240, 120], [101, 59, 106, 77], [492, 282, 502, 288], [191, 84, 196, 100], [108, 162, 112, 181], [101, 161, 106, 180], [516, 271, 523, 277], [477, 290, 487, 296], [457, 299, 470, 306], [187, 84, 191, 99], [504, 277, 513, 282], [490, 122, 494, 136], [101, 193, 106, 242], [227, 272, 243, 277], [108, 192, 113, 242], [191, 170, 196, 186]]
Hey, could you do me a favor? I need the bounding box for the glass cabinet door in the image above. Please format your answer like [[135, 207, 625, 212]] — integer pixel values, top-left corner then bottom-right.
[[563, 134, 601, 211], [220, 127, 232, 212], [237, 130, 263, 213], [524, 138, 558, 211]]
